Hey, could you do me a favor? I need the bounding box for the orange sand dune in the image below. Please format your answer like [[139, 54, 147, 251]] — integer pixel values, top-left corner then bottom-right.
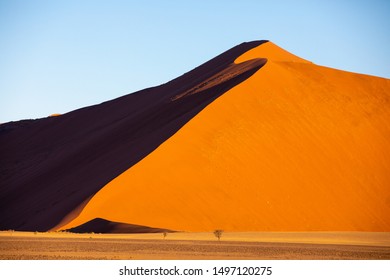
[[0, 40, 266, 231], [60, 41, 390, 232]]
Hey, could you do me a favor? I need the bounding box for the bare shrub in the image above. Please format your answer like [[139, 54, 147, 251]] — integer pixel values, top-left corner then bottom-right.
[[213, 229, 223, 241]]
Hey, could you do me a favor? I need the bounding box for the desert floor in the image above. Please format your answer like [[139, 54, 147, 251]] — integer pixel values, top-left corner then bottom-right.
[[0, 231, 389, 260]]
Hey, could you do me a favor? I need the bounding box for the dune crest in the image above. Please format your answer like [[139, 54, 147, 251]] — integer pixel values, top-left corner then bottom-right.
[[235, 41, 311, 64]]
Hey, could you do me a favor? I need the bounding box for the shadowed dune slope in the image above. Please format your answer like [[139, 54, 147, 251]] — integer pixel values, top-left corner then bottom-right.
[[61, 42, 390, 232], [0, 40, 267, 231]]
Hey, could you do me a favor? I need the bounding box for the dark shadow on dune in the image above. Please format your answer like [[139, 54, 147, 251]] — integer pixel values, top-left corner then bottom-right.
[[0, 40, 267, 231], [67, 218, 173, 234]]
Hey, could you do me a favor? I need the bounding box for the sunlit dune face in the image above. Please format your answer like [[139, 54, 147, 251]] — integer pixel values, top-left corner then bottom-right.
[[60, 42, 390, 232]]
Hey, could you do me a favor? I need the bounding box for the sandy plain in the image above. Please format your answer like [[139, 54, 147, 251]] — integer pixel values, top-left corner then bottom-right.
[[1, 231, 389, 260]]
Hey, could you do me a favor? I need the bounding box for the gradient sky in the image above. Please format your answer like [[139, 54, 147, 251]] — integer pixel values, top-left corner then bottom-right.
[[1, 0, 389, 122]]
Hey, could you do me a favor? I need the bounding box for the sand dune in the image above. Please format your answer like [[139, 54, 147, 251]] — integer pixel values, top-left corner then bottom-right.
[[59, 42, 390, 233], [0, 40, 266, 231], [1, 40, 389, 233], [67, 218, 173, 234]]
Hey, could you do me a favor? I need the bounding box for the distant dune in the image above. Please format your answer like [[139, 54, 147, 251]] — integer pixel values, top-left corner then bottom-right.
[[67, 218, 173, 234], [1, 40, 389, 233]]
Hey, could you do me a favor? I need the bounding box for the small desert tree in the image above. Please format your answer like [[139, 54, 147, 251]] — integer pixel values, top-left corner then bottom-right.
[[213, 229, 223, 241], [163, 231, 168, 239]]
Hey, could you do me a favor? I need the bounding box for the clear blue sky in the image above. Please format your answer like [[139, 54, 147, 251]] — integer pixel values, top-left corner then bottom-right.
[[1, 0, 389, 122]]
